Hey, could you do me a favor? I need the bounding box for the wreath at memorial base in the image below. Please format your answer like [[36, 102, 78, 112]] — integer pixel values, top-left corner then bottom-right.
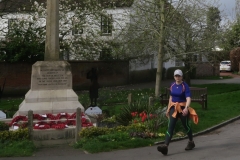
[[10, 115, 28, 128], [10, 112, 94, 130], [56, 113, 70, 124], [33, 114, 45, 121], [34, 122, 50, 130], [68, 112, 76, 125]]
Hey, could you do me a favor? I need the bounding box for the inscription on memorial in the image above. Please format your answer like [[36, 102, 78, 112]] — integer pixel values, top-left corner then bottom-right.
[[36, 68, 68, 86], [31, 66, 71, 90]]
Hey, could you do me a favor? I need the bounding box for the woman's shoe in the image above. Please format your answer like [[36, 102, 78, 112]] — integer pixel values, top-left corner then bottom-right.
[[157, 144, 168, 155], [185, 141, 195, 150]]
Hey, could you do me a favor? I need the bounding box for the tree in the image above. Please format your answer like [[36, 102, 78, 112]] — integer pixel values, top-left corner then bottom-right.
[[0, 0, 46, 62], [121, 0, 222, 96], [220, 0, 240, 51], [207, 7, 221, 30], [0, 20, 45, 62], [218, 0, 239, 51], [167, 1, 222, 85], [220, 22, 240, 51], [120, 0, 184, 96], [204, 7, 221, 52]]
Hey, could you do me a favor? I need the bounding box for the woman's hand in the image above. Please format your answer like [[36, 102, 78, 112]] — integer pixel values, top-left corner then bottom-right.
[[182, 107, 188, 116]]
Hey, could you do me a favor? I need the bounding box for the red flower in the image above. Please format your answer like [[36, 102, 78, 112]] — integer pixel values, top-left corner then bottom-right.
[[141, 114, 147, 122], [131, 112, 138, 117], [139, 111, 147, 117]]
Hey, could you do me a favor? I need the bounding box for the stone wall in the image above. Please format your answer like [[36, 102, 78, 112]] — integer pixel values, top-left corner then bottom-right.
[[0, 61, 129, 96]]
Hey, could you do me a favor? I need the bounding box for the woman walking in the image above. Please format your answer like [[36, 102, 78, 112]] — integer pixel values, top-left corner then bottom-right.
[[157, 69, 198, 155]]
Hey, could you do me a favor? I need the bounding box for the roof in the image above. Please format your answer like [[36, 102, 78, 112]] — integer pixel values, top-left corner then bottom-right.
[[0, 0, 134, 13]]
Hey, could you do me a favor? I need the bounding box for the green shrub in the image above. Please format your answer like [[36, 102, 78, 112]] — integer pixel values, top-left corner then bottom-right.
[[0, 128, 29, 143], [115, 97, 163, 127], [0, 121, 9, 131], [126, 123, 147, 133], [79, 127, 111, 139], [97, 115, 119, 128], [115, 99, 149, 126], [79, 124, 148, 139]]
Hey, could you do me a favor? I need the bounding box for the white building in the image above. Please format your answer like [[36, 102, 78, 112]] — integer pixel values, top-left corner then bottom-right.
[[0, 0, 209, 73]]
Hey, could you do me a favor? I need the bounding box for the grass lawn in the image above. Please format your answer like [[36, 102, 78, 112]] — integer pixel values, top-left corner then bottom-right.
[[0, 140, 36, 157]]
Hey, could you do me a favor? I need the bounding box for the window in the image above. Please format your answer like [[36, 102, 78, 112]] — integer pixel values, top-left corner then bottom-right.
[[101, 14, 112, 35], [8, 19, 17, 33], [72, 22, 83, 35]]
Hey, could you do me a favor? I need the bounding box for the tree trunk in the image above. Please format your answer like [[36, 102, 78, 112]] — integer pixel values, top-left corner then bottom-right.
[[184, 61, 191, 86], [155, 0, 165, 97]]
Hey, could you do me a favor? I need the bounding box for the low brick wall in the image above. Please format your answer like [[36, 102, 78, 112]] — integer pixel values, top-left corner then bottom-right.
[[129, 69, 156, 84], [0, 61, 129, 96], [193, 62, 219, 77], [0, 61, 219, 97]]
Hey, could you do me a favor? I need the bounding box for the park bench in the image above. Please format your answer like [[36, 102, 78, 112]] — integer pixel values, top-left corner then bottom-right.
[[159, 87, 208, 109]]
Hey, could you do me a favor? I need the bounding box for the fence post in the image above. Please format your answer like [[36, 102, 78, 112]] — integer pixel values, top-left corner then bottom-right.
[[149, 97, 153, 107], [239, 62, 240, 74], [28, 110, 33, 140], [75, 107, 81, 142], [128, 93, 132, 105]]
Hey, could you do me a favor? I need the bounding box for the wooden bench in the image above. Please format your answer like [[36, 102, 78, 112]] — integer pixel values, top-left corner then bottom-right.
[[159, 87, 207, 109]]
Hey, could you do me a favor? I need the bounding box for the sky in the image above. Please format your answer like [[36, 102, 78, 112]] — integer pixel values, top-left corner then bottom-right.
[[217, 0, 236, 20]]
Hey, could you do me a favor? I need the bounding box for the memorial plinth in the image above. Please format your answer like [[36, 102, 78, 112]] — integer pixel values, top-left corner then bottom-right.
[[14, 61, 84, 116]]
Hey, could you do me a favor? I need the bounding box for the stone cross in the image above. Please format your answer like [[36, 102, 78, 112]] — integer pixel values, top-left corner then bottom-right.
[[45, 0, 60, 61]]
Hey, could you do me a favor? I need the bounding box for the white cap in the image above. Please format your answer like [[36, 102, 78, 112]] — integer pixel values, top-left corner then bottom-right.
[[174, 69, 183, 76]]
